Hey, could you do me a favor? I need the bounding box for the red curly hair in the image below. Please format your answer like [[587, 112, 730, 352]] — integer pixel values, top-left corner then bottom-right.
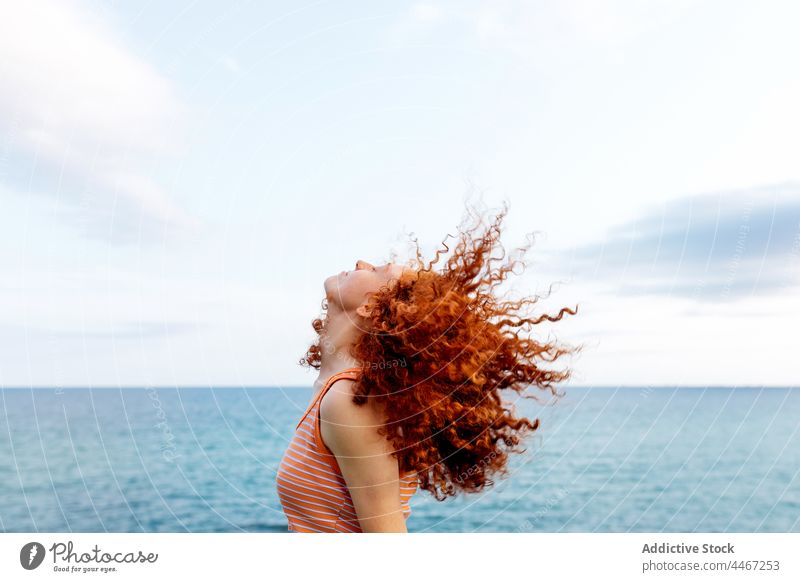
[[300, 202, 581, 501]]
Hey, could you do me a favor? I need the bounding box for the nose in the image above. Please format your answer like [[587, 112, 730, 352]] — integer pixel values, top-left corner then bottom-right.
[[356, 259, 374, 271]]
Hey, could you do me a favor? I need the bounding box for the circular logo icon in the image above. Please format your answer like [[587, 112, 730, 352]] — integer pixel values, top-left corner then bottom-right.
[[20, 542, 46, 570]]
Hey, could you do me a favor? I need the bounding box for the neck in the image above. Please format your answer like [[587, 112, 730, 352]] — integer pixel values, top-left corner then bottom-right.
[[315, 305, 362, 388]]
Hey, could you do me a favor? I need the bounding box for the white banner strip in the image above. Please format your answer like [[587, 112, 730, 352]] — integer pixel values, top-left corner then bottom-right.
[[2, 533, 798, 581]]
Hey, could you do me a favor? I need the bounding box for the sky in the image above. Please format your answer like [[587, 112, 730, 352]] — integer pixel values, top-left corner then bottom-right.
[[0, 0, 798, 388]]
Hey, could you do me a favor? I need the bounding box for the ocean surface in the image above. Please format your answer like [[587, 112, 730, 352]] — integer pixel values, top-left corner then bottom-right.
[[1, 386, 798, 533]]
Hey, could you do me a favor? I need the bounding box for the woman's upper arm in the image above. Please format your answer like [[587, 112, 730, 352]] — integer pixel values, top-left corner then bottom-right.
[[319, 380, 407, 533]]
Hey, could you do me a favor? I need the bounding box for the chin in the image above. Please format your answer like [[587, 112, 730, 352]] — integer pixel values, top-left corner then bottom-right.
[[323, 273, 342, 296]]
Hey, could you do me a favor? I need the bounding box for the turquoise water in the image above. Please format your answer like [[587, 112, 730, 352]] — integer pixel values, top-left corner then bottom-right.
[[1, 386, 798, 532]]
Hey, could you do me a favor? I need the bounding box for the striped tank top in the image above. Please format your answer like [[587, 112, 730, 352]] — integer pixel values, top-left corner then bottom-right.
[[275, 367, 418, 532]]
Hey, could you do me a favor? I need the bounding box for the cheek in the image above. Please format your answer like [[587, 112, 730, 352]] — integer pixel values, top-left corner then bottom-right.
[[340, 276, 381, 306]]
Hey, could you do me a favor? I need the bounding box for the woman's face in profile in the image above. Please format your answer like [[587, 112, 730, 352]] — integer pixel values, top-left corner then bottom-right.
[[325, 259, 406, 314]]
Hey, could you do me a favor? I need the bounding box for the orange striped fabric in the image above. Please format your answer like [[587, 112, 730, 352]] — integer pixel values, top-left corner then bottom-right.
[[276, 367, 418, 532]]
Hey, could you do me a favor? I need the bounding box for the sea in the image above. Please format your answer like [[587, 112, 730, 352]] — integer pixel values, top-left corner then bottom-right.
[[1, 386, 798, 533]]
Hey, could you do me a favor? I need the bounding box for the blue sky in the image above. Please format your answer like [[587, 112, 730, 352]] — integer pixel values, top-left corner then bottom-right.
[[1, 0, 798, 387]]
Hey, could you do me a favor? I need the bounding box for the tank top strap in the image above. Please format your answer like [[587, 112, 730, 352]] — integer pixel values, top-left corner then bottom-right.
[[295, 367, 362, 429]]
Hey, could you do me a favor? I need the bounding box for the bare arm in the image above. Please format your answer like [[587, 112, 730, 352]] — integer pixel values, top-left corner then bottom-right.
[[319, 379, 407, 533]]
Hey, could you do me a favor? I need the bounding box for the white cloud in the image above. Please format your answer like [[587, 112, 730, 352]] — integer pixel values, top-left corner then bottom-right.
[[688, 81, 800, 193], [393, 0, 696, 67], [0, 0, 199, 234]]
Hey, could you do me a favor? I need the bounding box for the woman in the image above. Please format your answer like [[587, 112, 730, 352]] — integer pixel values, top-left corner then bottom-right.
[[276, 203, 580, 533]]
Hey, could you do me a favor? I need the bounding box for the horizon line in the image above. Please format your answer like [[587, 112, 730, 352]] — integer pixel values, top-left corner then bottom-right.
[[2, 385, 798, 390]]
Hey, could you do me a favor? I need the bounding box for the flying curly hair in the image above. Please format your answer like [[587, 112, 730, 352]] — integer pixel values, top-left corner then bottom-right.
[[300, 202, 581, 501]]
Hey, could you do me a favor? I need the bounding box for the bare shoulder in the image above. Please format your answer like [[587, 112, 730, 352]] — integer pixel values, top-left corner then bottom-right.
[[318, 377, 406, 532], [319, 378, 391, 455]]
